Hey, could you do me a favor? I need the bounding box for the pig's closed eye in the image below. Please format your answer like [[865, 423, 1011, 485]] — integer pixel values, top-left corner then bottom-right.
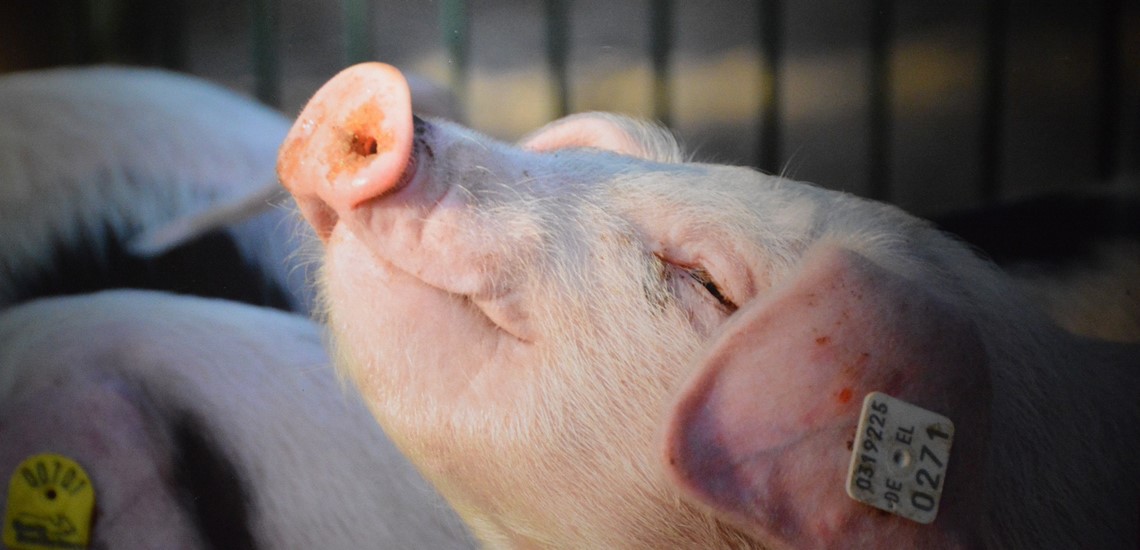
[[688, 267, 737, 311], [656, 254, 738, 315]]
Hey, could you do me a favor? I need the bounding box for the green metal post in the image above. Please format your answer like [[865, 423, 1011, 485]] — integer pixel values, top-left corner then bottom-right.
[[649, 0, 673, 127], [344, 0, 374, 65], [545, 0, 570, 118], [980, 1, 1008, 202], [758, 0, 782, 172], [868, 0, 892, 201], [440, 0, 470, 109], [251, 0, 281, 107]]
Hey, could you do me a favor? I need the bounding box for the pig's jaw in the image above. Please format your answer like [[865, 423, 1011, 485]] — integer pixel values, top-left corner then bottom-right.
[[315, 122, 550, 346], [322, 229, 533, 409], [320, 213, 760, 548]]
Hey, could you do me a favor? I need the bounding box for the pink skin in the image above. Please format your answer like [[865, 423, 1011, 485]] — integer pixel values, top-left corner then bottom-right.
[[663, 245, 991, 548], [280, 64, 736, 545], [279, 64, 1139, 548], [280, 63, 414, 240], [282, 65, 619, 416]]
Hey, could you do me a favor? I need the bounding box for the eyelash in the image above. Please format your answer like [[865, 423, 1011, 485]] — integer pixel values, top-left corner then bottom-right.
[[688, 267, 737, 311], [654, 254, 738, 313], [687, 267, 730, 306]]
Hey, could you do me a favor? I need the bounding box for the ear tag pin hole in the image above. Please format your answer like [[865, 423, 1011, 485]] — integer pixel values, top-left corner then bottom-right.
[[4, 453, 95, 550], [845, 392, 954, 524]]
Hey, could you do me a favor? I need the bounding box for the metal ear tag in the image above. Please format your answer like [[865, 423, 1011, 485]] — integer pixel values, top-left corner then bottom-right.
[[845, 392, 954, 524]]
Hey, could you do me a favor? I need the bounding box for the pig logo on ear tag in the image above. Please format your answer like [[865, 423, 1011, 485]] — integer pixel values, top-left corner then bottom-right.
[[846, 392, 954, 524], [3, 453, 95, 550]]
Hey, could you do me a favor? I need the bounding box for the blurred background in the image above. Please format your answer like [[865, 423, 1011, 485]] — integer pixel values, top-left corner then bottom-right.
[[1, 0, 1137, 217]]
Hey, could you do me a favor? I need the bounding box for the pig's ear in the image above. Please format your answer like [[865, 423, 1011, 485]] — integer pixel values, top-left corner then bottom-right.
[[661, 244, 991, 548], [127, 182, 286, 257], [519, 113, 682, 162]]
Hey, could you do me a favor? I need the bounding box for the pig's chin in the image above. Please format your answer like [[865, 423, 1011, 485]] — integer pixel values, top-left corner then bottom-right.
[[321, 227, 535, 416]]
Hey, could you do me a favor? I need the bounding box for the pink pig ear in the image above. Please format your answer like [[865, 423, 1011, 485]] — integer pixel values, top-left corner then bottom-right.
[[519, 112, 680, 161], [661, 244, 992, 548]]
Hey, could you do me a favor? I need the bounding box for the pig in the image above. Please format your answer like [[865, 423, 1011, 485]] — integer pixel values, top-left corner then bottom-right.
[[278, 63, 1140, 549], [0, 67, 477, 547], [934, 193, 1140, 343], [0, 290, 474, 548], [0, 66, 314, 313]]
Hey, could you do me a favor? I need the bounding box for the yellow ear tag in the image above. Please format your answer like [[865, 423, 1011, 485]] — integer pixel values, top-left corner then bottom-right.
[[4, 454, 95, 550]]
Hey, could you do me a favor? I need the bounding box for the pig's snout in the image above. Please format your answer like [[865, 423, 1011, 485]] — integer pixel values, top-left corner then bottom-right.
[[278, 63, 416, 239]]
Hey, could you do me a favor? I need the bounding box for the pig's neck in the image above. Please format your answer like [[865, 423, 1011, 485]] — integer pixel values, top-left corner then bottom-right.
[[982, 321, 1139, 549], [445, 446, 757, 549], [464, 499, 754, 550], [425, 405, 757, 549]]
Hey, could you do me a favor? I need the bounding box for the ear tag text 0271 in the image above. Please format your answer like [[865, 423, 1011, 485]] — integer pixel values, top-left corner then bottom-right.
[[845, 392, 954, 524]]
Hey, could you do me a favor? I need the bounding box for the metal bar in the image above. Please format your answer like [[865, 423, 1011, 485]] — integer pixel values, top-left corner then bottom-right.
[[250, 0, 281, 107], [1096, 0, 1122, 181], [545, 0, 570, 118], [158, 0, 187, 69], [758, 0, 783, 172], [82, 0, 120, 64], [343, 0, 374, 65], [74, 0, 98, 64], [649, 0, 673, 128], [979, 1, 1008, 203], [867, 0, 893, 201], [440, 0, 470, 108]]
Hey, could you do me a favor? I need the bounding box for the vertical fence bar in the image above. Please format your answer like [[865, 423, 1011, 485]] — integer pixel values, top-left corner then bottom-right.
[[250, 0, 281, 107], [545, 0, 570, 118], [440, 0, 470, 109], [344, 0, 374, 65], [979, 1, 1008, 202], [1096, 0, 1122, 181], [157, 1, 187, 69], [75, 0, 100, 64], [867, 0, 893, 201], [649, 0, 673, 128], [82, 0, 125, 64], [758, 0, 783, 172]]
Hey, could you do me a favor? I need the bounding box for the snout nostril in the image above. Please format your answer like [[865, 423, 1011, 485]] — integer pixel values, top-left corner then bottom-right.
[[350, 132, 379, 158], [279, 63, 415, 229]]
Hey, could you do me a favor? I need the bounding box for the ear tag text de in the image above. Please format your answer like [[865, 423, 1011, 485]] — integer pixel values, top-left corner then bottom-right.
[[845, 392, 954, 524], [4, 453, 95, 550]]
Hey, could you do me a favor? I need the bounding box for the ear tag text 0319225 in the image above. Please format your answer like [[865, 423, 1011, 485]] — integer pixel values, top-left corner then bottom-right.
[[846, 391, 954, 524]]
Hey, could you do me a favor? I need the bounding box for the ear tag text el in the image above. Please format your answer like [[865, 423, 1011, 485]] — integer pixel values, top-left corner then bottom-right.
[[845, 392, 954, 524]]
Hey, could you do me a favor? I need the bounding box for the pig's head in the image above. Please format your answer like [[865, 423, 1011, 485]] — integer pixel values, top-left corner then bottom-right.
[[278, 64, 1117, 548]]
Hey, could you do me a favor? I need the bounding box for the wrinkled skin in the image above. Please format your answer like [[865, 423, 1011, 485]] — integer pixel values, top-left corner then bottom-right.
[[279, 63, 1140, 549]]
